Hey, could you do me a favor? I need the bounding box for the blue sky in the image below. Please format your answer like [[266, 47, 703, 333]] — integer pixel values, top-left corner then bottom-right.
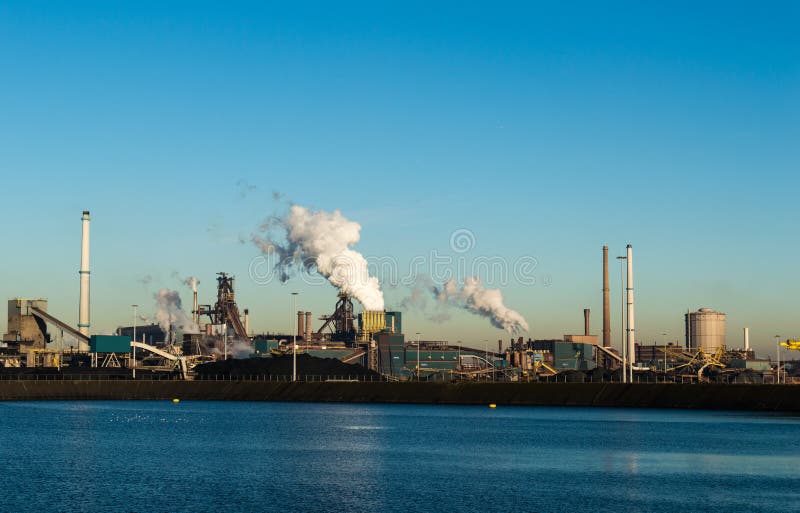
[[1, 1, 798, 354]]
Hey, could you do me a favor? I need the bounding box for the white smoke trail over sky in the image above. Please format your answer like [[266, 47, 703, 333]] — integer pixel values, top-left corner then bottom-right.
[[434, 277, 529, 334], [253, 205, 385, 311], [154, 289, 200, 335], [183, 276, 200, 292]]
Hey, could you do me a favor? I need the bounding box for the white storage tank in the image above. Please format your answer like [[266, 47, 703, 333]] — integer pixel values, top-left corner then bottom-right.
[[685, 308, 726, 353]]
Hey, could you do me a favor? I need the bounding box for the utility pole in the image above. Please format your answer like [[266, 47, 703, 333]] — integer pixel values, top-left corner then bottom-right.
[[416, 333, 421, 381], [132, 305, 138, 379]]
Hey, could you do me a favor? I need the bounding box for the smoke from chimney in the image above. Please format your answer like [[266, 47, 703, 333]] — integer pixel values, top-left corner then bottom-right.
[[434, 277, 529, 334], [252, 205, 385, 311], [154, 289, 200, 336]]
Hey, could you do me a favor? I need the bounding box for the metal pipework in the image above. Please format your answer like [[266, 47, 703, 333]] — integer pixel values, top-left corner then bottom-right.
[[626, 244, 635, 382], [584, 309, 590, 336], [602, 245, 611, 347], [78, 211, 91, 337]]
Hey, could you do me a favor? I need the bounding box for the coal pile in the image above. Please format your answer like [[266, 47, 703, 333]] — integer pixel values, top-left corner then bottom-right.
[[194, 354, 380, 380]]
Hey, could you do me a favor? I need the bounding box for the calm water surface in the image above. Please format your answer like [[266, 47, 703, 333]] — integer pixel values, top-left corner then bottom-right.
[[1, 401, 799, 512]]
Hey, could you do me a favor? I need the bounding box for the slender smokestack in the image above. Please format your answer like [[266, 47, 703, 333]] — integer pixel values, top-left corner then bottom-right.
[[603, 245, 610, 347], [584, 309, 590, 336], [626, 244, 635, 381], [744, 327, 750, 352], [244, 309, 250, 336], [305, 311, 312, 342], [78, 211, 91, 337], [297, 311, 305, 340], [192, 289, 199, 325]]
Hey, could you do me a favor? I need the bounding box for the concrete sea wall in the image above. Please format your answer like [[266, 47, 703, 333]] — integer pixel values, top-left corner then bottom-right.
[[0, 381, 798, 411]]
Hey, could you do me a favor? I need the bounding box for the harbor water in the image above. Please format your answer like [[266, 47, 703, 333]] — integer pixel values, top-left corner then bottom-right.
[[1, 401, 798, 512]]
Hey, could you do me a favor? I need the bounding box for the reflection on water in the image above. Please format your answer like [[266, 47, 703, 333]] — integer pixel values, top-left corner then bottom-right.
[[1, 402, 798, 513]]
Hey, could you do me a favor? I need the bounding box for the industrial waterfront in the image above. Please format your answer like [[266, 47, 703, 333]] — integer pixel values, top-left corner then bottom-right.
[[1, 210, 797, 395]]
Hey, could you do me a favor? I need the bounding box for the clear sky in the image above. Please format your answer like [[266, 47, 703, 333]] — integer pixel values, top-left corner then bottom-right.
[[1, 1, 797, 355]]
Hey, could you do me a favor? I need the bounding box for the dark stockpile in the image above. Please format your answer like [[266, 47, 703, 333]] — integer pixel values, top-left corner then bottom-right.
[[194, 354, 380, 380]]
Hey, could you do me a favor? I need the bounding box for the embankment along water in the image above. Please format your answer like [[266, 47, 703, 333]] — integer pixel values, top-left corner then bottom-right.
[[0, 381, 798, 411]]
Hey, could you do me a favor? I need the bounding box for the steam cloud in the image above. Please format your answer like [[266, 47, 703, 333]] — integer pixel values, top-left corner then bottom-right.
[[154, 289, 200, 336], [253, 205, 385, 311], [183, 276, 200, 292], [434, 277, 529, 334]]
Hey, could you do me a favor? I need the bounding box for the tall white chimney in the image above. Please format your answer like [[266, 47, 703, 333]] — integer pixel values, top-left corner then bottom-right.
[[626, 244, 635, 382], [744, 327, 750, 352], [78, 210, 91, 337], [193, 288, 199, 325]]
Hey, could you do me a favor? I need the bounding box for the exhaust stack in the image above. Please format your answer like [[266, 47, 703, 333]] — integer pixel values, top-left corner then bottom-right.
[[584, 309, 590, 336], [78, 211, 91, 337], [297, 311, 305, 341], [305, 311, 312, 342], [744, 327, 750, 352], [244, 309, 250, 336], [602, 245, 610, 347], [626, 244, 635, 381], [192, 289, 199, 325]]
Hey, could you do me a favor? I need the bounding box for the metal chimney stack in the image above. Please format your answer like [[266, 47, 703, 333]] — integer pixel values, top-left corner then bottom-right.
[[305, 311, 312, 342], [626, 244, 635, 382], [584, 309, 590, 336], [78, 211, 91, 337], [744, 327, 750, 352], [297, 311, 305, 340], [602, 245, 611, 347], [244, 309, 250, 336], [192, 288, 199, 325]]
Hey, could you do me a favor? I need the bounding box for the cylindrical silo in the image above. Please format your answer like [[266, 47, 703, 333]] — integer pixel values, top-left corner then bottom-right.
[[685, 308, 726, 353]]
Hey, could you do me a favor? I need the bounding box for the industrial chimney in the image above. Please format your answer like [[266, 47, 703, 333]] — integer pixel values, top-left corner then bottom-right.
[[584, 309, 590, 336], [78, 211, 91, 337], [744, 327, 750, 352], [192, 287, 199, 325], [244, 309, 250, 336], [626, 244, 635, 381], [305, 311, 312, 342], [297, 311, 305, 341], [602, 245, 611, 347]]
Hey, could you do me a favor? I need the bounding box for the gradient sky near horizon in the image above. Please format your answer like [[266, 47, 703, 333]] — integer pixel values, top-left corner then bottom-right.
[[1, 1, 798, 354]]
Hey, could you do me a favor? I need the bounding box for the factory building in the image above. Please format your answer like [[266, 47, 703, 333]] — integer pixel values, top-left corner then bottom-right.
[[685, 308, 726, 353], [3, 299, 50, 350], [530, 340, 596, 371], [117, 324, 166, 346]]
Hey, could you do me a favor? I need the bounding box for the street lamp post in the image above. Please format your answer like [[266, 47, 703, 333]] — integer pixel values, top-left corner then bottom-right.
[[484, 339, 489, 382], [132, 305, 138, 379], [292, 293, 299, 382], [416, 333, 421, 381]]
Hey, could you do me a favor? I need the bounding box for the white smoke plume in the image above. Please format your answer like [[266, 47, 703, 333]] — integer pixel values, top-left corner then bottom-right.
[[183, 276, 200, 292], [154, 289, 200, 335], [434, 277, 529, 334], [253, 205, 385, 311]]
